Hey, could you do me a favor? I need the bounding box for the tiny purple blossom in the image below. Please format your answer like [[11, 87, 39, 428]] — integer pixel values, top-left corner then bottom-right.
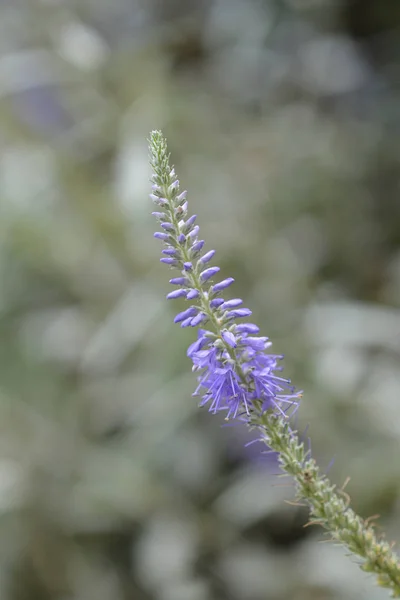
[[161, 222, 174, 231], [188, 225, 200, 239], [160, 257, 178, 265], [220, 299, 243, 310], [154, 232, 170, 241], [191, 346, 218, 370], [184, 262, 193, 271], [181, 317, 194, 327], [212, 278, 235, 292], [168, 180, 179, 194], [200, 267, 220, 282], [190, 240, 205, 256], [210, 298, 224, 308], [166, 289, 187, 299], [235, 323, 260, 334], [184, 215, 197, 229], [222, 330, 237, 348], [191, 313, 206, 327], [177, 191, 187, 202], [187, 334, 211, 357], [170, 277, 187, 285], [240, 336, 268, 351], [199, 250, 216, 264], [174, 307, 198, 323], [187, 289, 200, 300], [162, 248, 177, 255], [197, 366, 248, 418], [226, 308, 252, 319], [178, 233, 186, 243]]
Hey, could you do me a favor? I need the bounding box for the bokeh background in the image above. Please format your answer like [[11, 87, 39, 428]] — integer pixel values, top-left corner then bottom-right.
[[0, 1, 399, 599]]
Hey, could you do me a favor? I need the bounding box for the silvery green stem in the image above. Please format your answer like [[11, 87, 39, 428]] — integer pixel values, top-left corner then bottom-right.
[[257, 412, 400, 596]]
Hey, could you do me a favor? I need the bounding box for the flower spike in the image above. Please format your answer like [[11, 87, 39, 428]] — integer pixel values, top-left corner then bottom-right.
[[148, 130, 400, 597]]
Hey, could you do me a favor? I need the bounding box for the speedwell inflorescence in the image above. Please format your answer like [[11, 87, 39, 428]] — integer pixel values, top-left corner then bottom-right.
[[150, 131, 300, 423], [148, 130, 400, 597]]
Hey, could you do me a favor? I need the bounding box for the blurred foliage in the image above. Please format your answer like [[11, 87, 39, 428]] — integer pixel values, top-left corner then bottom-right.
[[0, 1, 399, 599]]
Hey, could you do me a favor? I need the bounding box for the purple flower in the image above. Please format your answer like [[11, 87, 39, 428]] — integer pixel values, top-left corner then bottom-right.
[[210, 298, 224, 308], [222, 330, 237, 348], [169, 180, 179, 194], [174, 307, 198, 323], [196, 366, 249, 419], [191, 312, 206, 327], [170, 277, 187, 285], [167, 289, 187, 299], [183, 215, 197, 230], [188, 225, 200, 239], [212, 278, 235, 292], [187, 331, 211, 357], [177, 191, 187, 202], [149, 129, 301, 427], [181, 317, 193, 327], [154, 232, 170, 241], [250, 366, 299, 417], [187, 289, 200, 300], [161, 222, 174, 231], [191, 346, 218, 370], [181, 316, 195, 327], [199, 250, 216, 264], [191, 240, 205, 254], [220, 298, 243, 309], [200, 266, 220, 282], [235, 323, 260, 334], [226, 308, 252, 319], [240, 336, 269, 351]]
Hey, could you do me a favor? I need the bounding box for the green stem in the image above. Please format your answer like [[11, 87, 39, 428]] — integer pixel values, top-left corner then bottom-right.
[[258, 412, 400, 596]]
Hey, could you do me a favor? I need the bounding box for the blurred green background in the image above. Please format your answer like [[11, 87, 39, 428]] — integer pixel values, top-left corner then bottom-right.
[[0, 1, 399, 599]]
